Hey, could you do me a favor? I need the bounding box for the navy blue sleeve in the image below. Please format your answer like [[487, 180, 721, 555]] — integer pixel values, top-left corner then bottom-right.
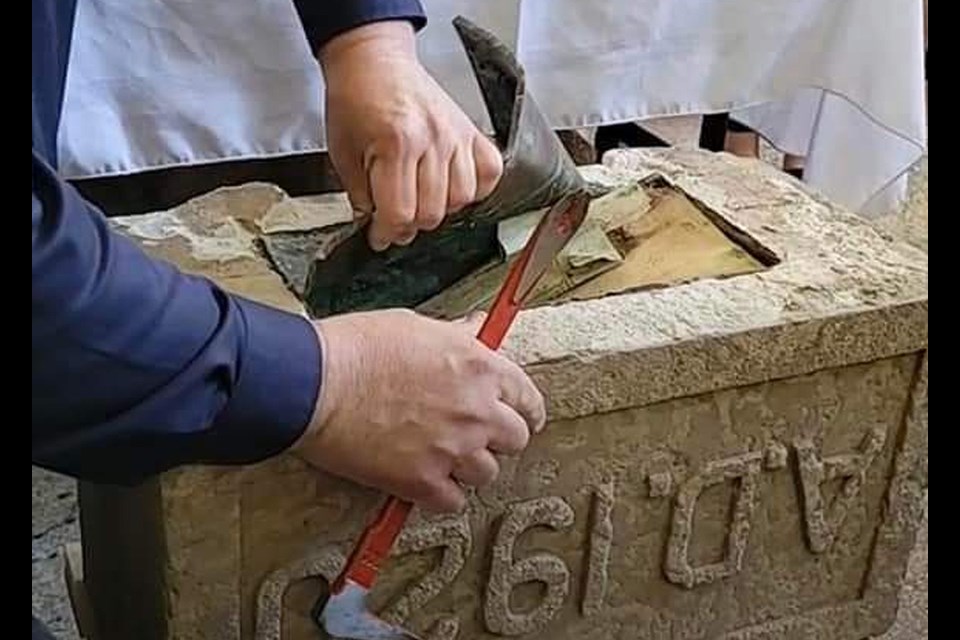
[[31, 152, 322, 484], [292, 0, 427, 53]]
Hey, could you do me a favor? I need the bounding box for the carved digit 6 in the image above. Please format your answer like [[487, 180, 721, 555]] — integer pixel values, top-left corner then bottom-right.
[[484, 497, 575, 636]]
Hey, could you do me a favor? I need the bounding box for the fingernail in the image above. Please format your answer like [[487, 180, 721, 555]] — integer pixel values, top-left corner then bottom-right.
[[367, 234, 389, 252]]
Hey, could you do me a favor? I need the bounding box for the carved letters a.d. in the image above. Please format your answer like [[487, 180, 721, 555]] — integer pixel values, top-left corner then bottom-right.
[[664, 452, 764, 589], [795, 427, 887, 554]]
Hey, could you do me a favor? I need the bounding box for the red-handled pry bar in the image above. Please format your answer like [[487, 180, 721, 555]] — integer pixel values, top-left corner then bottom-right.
[[314, 190, 589, 640]]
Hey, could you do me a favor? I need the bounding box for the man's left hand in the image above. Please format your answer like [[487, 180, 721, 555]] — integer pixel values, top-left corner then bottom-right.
[[319, 20, 503, 251]]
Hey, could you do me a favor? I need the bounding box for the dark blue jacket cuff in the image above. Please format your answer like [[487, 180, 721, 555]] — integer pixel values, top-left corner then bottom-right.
[[292, 0, 427, 53], [208, 298, 321, 464]]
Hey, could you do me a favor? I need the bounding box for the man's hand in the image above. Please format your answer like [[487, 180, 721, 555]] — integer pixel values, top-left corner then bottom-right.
[[292, 310, 545, 513], [319, 21, 503, 251]]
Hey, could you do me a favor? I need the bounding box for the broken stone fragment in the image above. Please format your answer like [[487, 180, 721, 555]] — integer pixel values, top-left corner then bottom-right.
[[110, 183, 306, 316], [259, 224, 359, 298], [562, 181, 768, 302], [254, 192, 355, 235], [419, 177, 772, 318]]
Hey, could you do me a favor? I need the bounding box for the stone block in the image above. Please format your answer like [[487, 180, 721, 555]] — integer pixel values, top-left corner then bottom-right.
[[79, 148, 927, 640]]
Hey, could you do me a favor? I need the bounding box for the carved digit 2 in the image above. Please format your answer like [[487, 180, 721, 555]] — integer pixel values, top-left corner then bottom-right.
[[381, 515, 473, 640], [255, 545, 345, 640], [664, 451, 763, 589], [254, 516, 471, 640], [484, 496, 575, 636]]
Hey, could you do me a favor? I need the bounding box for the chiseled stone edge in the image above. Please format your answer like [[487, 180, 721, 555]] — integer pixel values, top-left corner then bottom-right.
[[159, 468, 244, 640], [502, 148, 927, 420]]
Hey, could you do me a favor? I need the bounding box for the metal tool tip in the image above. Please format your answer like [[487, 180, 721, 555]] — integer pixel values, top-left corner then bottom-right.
[[315, 582, 424, 640]]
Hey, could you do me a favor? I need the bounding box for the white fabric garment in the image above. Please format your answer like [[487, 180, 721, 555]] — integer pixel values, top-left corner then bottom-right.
[[59, 0, 926, 217]]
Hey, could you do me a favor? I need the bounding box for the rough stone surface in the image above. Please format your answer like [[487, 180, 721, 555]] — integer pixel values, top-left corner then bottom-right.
[[871, 157, 928, 253], [108, 182, 308, 316], [35, 146, 928, 640], [876, 492, 928, 640], [32, 469, 80, 640]]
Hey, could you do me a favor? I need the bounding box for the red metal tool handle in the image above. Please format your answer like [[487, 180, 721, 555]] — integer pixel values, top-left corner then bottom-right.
[[332, 496, 413, 592], [475, 242, 531, 350], [331, 245, 533, 594]]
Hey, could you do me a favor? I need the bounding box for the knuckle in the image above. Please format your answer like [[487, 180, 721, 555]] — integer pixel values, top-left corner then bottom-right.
[[425, 484, 464, 513], [475, 150, 503, 183], [417, 208, 445, 231], [380, 205, 417, 227], [427, 129, 457, 160], [447, 176, 477, 213], [534, 394, 547, 421], [508, 419, 531, 450], [379, 123, 414, 152], [392, 117, 431, 153], [524, 381, 546, 411], [496, 358, 527, 388], [408, 475, 449, 510], [517, 419, 533, 445], [461, 351, 495, 380], [428, 436, 462, 462], [447, 190, 473, 213], [409, 464, 436, 491], [474, 139, 504, 194], [466, 455, 499, 486]]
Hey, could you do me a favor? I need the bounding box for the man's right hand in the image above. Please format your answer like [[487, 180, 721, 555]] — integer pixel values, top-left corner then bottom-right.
[[292, 309, 546, 513]]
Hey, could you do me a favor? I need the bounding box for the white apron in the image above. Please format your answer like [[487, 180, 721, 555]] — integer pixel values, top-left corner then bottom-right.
[[59, 0, 926, 217]]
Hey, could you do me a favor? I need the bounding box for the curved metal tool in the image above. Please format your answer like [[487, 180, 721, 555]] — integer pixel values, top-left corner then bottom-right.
[[443, 15, 584, 222], [304, 15, 585, 317]]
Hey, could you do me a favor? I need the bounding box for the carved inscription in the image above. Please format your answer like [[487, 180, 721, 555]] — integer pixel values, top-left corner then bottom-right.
[[421, 616, 461, 640], [484, 496, 575, 636], [647, 471, 673, 498], [254, 516, 470, 640], [255, 426, 892, 638], [255, 545, 345, 640], [581, 480, 615, 617], [794, 427, 887, 553], [382, 515, 472, 640], [664, 452, 764, 589], [763, 441, 788, 470]]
